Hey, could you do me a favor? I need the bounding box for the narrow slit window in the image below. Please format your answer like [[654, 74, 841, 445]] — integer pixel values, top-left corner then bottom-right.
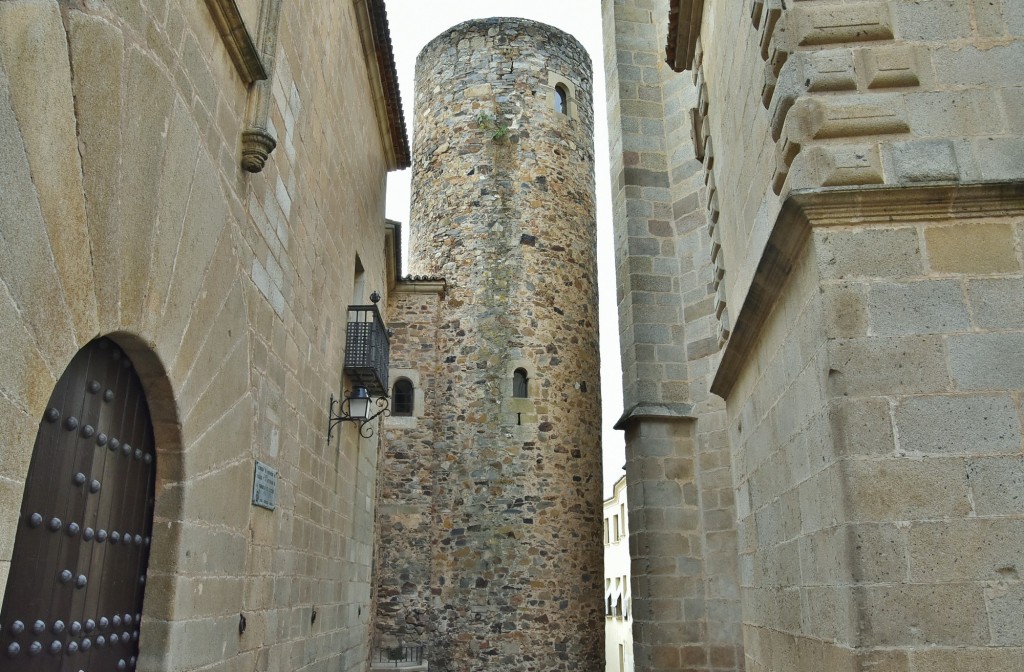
[[513, 368, 529, 398], [392, 378, 414, 416], [554, 84, 568, 115]]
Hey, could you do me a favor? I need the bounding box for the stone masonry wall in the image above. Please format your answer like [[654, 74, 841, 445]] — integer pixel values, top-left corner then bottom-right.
[[375, 285, 445, 647], [608, 1, 1024, 671], [725, 240, 837, 671], [0, 1, 397, 670], [695, 1, 1024, 670], [602, 0, 744, 670], [405, 18, 604, 672], [819, 198, 1024, 670], [701, 0, 1024, 324], [727, 192, 1024, 671]]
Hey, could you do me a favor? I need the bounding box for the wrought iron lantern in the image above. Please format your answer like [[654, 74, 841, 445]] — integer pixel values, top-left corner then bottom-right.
[[327, 291, 393, 441], [328, 386, 390, 440]]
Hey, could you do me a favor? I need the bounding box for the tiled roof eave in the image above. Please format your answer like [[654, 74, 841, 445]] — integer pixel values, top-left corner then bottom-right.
[[368, 0, 411, 169]]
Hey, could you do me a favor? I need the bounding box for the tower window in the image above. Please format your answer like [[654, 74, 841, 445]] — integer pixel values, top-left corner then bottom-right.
[[392, 378, 414, 416], [554, 84, 568, 115], [513, 368, 529, 398]]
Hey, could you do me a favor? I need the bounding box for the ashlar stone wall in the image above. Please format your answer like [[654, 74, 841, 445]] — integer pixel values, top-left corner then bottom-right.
[[726, 189, 1024, 672], [607, 0, 1024, 671], [602, 0, 744, 670], [696, 1, 1024, 670], [700, 0, 1024, 325], [0, 1, 401, 670]]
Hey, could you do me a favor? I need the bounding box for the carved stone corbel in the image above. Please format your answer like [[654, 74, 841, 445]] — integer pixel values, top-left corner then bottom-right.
[[241, 0, 284, 173], [242, 128, 277, 173]]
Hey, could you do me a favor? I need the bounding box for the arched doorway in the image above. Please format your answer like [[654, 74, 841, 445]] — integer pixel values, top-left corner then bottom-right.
[[1, 337, 156, 670]]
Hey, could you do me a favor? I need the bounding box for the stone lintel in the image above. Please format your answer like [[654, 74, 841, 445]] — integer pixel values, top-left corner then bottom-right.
[[710, 181, 1024, 399], [394, 278, 447, 296], [614, 401, 697, 430], [204, 0, 267, 84]]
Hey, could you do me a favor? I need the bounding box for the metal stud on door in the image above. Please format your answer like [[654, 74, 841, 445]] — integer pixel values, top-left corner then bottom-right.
[[1, 338, 156, 671]]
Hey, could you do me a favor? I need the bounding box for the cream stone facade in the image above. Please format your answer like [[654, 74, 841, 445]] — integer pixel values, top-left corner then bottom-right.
[[0, 1, 408, 670], [605, 0, 1024, 671], [604, 476, 634, 672]]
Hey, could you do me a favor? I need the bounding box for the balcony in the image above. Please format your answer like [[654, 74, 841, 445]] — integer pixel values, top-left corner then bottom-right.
[[344, 303, 390, 397], [371, 643, 426, 670]]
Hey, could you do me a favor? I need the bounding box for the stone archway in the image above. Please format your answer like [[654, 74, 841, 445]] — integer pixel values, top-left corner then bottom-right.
[[1, 337, 156, 671]]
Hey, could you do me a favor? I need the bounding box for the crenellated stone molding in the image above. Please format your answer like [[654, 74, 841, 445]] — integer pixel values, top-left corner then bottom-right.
[[689, 45, 732, 348], [750, 0, 923, 195], [667, 0, 705, 71]]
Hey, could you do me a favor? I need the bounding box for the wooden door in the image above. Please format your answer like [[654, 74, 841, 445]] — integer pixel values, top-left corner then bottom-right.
[[1, 338, 156, 671]]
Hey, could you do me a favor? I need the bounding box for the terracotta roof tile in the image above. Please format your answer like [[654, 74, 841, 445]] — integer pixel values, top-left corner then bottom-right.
[[369, 0, 410, 169]]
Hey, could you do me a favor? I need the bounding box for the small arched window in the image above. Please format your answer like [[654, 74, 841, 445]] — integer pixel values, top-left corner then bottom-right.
[[554, 84, 568, 115], [392, 378, 414, 416], [513, 368, 529, 398]]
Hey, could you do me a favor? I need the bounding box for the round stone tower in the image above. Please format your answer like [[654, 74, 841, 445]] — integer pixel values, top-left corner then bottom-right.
[[409, 17, 603, 672]]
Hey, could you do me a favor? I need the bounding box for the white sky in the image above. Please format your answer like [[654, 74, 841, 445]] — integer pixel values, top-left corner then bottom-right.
[[381, 1, 626, 497]]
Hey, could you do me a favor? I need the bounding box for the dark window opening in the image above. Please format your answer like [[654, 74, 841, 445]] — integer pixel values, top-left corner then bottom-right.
[[554, 84, 568, 115], [392, 378, 413, 416], [513, 368, 529, 398]]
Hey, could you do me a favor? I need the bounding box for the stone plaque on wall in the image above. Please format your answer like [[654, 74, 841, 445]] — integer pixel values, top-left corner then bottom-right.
[[252, 460, 277, 510]]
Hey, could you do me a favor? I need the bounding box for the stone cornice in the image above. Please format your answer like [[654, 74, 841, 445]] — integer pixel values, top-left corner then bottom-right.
[[204, 0, 267, 84], [603, 473, 628, 506], [613, 402, 696, 430], [710, 182, 1024, 399], [354, 0, 411, 171], [666, 0, 704, 72], [395, 278, 447, 296]]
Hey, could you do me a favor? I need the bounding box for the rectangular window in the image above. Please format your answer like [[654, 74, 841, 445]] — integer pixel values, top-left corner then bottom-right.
[[613, 514, 620, 541]]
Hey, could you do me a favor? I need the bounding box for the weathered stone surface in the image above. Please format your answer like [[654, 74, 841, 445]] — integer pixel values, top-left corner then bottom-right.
[[867, 280, 970, 336], [67, 10, 126, 328], [0, 0, 97, 346], [117, 45, 176, 328], [894, 394, 1021, 456], [967, 456, 1024, 516], [925, 221, 1020, 274], [909, 519, 1024, 582], [0, 4, 402, 671], [949, 333, 1024, 390], [855, 583, 989, 646], [611, 0, 1024, 669], [912, 648, 1024, 672], [0, 40, 78, 380], [383, 18, 603, 672], [815, 227, 924, 280], [826, 336, 950, 397]]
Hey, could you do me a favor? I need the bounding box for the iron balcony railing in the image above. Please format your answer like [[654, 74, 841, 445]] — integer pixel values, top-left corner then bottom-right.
[[344, 303, 390, 397], [374, 643, 425, 666]]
